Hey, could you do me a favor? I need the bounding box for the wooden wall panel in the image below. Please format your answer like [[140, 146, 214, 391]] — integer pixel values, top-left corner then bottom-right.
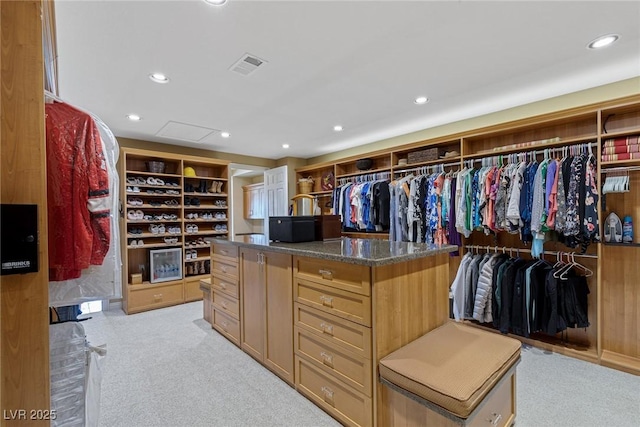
[[600, 245, 640, 374], [1, 0, 51, 424]]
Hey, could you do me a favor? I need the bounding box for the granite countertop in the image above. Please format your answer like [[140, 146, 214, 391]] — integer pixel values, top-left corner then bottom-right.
[[218, 235, 457, 267]]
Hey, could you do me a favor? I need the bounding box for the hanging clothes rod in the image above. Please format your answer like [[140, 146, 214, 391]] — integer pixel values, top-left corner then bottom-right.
[[337, 171, 391, 186], [464, 245, 598, 259], [467, 142, 598, 165], [602, 165, 640, 173], [393, 161, 459, 175]]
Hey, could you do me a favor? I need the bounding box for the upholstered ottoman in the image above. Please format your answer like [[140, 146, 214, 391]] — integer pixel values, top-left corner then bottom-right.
[[379, 322, 521, 426]]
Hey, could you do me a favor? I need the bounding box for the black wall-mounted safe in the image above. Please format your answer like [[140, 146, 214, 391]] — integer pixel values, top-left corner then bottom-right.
[[1, 204, 39, 275]]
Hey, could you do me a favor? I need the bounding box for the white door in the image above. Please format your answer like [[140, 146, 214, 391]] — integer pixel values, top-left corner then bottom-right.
[[263, 165, 288, 240]]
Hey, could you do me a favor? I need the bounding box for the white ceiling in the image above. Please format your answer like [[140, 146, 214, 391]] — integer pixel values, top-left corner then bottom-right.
[[55, 0, 640, 161]]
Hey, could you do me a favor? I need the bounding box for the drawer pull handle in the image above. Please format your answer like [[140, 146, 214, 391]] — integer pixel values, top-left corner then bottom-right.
[[321, 386, 334, 404], [487, 413, 502, 426], [221, 321, 228, 331], [221, 250, 228, 255], [221, 301, 228, 310], [319, 322, 334, 335], [220, 282, 227, 289], [318, 269, 333, 280], [154, 293, 163, 300], [320, 351, 334, 367], [221, 266, 227, 273], [319, 295, 333, 308]]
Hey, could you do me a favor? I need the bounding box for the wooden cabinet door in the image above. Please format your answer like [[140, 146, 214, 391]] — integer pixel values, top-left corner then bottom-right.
[[242, 184, 265, 219], [255, 186, 265, 218], [264, 251, 294, 384], [240, 247, 265, 361], [243, 187, 252, 219]]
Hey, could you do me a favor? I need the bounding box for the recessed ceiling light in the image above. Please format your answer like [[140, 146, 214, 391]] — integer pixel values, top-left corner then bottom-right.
[[220, 132, 230, 138], [282, 144, 290, 149], [333, 125, 343, 132], [587, 34, 619, 49], [126, 114, 141, 121], [149, 73, 170, 84], [204, 0, 228, 5], [414, 96, 429, 105]]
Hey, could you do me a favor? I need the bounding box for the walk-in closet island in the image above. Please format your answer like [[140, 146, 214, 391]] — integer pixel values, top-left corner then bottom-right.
[[208, 236, 457, 426]]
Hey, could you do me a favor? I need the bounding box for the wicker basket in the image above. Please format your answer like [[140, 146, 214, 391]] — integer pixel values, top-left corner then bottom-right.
[[298, 178, 313, 194], [146, 161, 166, 174], [407, 148, 439, 164]]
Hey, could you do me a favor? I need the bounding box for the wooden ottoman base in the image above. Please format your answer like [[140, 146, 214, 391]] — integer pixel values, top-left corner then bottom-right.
[[379, 364, 517, 427]]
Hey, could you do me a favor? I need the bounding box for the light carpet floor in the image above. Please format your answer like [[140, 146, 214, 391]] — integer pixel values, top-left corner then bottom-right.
[[81, 301, 640, 427]]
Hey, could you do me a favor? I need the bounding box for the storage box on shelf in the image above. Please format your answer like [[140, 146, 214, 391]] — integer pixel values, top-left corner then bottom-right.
[[120, 148, 229, 314], [390, 139, 461, 176]]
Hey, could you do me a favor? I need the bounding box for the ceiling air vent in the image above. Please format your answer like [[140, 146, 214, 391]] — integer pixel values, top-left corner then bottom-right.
[[230, 53, 267, 76]]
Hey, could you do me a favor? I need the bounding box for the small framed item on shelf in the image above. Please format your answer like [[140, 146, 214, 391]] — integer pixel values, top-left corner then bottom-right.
[[150, 247, 182, 283]]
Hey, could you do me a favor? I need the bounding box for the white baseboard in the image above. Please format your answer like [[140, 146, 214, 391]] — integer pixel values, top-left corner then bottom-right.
[[106, 299, 123, 311]]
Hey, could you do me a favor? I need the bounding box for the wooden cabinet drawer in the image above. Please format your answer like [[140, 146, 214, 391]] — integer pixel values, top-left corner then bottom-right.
[[295, 327, 372, 397], [468, 372, 515, 427], [212, 259, 239, 280], [295, 279, 371, 327], [296, 356, 372, 427], [212, 289, 239, 319], [128, 282, 183, 312], [212, 275, 239, 298], [184, 278, 205, 302], [294, 256, 370, 296], [212, 243, 238, 263], [212, 308, 240, 347], [295, 303, 371, 358]]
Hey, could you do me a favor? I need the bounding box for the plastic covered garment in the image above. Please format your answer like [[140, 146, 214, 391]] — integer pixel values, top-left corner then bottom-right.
[[46, 96, 121, 306], [49, 321, 107, 427], [50, 322, 87, 427]]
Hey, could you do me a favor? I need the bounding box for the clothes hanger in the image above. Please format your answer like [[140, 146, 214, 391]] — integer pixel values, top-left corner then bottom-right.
[[560, 253, 593, 279], [553, 252, 574, 278]]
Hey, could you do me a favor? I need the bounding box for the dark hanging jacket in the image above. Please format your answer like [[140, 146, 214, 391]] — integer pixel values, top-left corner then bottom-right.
[[543, 269, 567, 335], [373, 181, 390, 231], [560, 274, 590, 329], [511, 260, 537, 336]]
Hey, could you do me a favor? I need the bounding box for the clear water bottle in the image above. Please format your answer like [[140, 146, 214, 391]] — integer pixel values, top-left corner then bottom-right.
[[623, 216, 634, 244]]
